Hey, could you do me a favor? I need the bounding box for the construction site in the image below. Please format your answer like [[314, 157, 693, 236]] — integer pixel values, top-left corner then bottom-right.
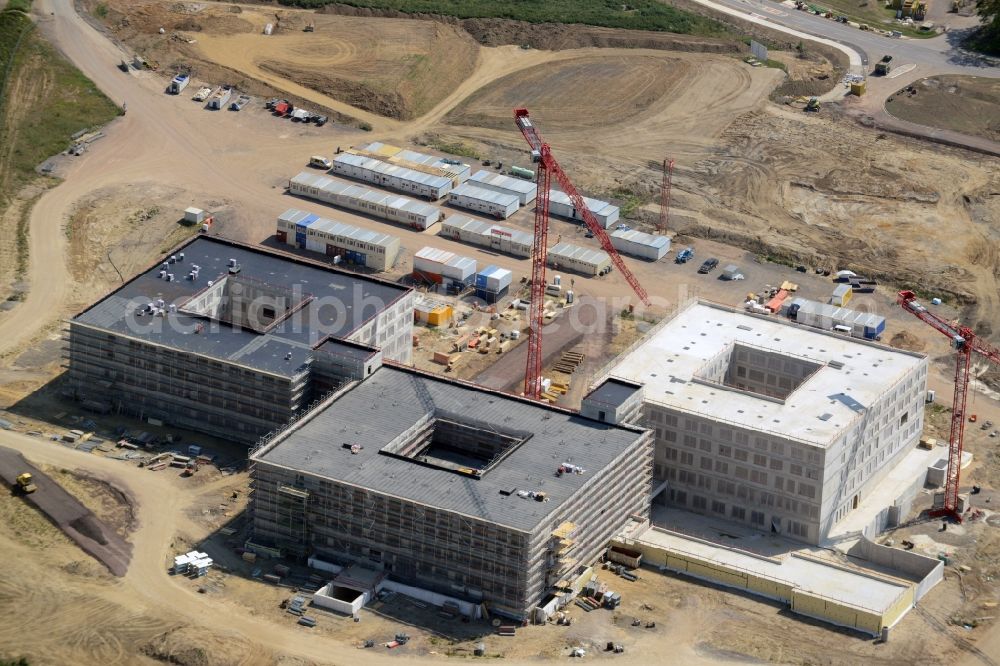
[[0, 0, 999, 664]]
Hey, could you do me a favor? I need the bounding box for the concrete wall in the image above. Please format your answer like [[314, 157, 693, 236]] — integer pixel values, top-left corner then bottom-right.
[[379, 579, 482, 619], [847, 537, 944, 602], [312, 583, 369, 616], [614, 533, 911, 636]]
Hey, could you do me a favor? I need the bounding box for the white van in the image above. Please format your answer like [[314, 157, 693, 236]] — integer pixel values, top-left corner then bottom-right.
[[309, 155, 333, 169], [833, 324, 852, 335]]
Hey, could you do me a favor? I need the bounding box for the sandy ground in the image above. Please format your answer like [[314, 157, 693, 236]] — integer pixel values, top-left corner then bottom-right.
[[0, 0, 998, 663], [885, 75, 1000, 143]]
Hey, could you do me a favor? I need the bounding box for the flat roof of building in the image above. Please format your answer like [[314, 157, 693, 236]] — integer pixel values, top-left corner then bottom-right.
[[548, 242, 611, 267], [609, 300, 925, 447], [253, 365, 648, 532], [585, 378, 643, 409], [72, 236, 410, 377], [469, 170, 538, 195], [548, 190, 619, 217]]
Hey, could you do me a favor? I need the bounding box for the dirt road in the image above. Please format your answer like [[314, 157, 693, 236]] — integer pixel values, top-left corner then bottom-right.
[[0, 445, 131, 575]]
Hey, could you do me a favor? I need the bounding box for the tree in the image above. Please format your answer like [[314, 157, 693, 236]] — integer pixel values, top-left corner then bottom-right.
[[973, 0, 1000, 53]]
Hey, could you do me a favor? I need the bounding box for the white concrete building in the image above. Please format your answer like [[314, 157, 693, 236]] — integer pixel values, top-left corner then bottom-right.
[[469, 170, 538, 205], [549, 190, 619, 229], [449, 183, 520, 219], [602, 300, 928, 545], [610, 229, 671, 261]]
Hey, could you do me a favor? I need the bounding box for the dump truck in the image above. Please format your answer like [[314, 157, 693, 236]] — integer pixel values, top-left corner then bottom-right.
[[874, 55, 892, 76], [16, 473, 37, 494]]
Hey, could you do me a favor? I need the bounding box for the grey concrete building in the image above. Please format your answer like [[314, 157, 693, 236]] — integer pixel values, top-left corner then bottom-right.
[[249, 364, 653, 618], [603, 300, 928, 545], [67, 236, 415, 443]]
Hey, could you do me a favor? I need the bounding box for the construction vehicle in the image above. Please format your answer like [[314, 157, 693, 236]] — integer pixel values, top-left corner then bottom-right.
[[16, 473, 37, 494], [513, 108, 651, 399], [805, 97, 820, 112], [304, 21, 315, 32], [897, 290, 1000, 521], [875, 55, 892, 76]]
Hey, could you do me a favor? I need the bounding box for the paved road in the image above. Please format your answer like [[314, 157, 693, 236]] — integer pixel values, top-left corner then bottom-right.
[[0, 444, 131, 575], [698, 0, 1000, 76]]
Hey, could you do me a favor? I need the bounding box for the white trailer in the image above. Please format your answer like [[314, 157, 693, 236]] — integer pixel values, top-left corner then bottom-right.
[[547, 242, 611, 276], [609, 229, 670, 261], [276, 208, 400, 271], [168, 73, 190, 94], [288, 172, 440, 230], [207, 86, 232, 110], [548, 190, 619, 229], [333, 152, 453, 200], [468, 170, 537, 205], [448, 183, 519, 220]]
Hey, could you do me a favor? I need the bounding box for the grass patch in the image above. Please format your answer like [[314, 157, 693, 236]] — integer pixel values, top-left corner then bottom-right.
[[276, 0, 731, 37], [764, 58, 788, 72], [427, 139, 480, 160], [609, 187, 650, 218], [93, 3, 109, 19], [15, 192, 42, 279], [0, 31, 119, 196]]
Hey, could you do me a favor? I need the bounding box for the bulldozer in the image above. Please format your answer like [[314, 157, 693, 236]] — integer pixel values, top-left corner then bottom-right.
[[16, 473, 37, 494]]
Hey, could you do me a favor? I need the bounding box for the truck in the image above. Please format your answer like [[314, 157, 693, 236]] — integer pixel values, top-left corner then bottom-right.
[[168, 73, 190, 94], [874, 55, 892, 76], [16, 473, 37, 494], [230, 94, 252, 111]]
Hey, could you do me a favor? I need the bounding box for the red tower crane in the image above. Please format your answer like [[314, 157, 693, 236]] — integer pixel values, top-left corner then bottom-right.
[[897, 290, 1000, 521], [514, 108, 651, 399], [659, 158, 674, 234]]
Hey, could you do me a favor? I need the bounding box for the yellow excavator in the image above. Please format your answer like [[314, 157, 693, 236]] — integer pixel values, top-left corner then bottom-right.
[[16, 473, 37, 494]]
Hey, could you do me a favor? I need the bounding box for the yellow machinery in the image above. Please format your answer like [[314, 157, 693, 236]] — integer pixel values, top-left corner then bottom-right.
[[16, 473, 37, 494]]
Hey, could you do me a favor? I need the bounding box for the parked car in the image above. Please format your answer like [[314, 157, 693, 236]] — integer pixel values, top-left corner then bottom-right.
[[697, 258, 719, 274], [264, 97, 279, 109], [313, 115, 329, 127], [309, 155, 333, 169], [675, 247, 694, 264]]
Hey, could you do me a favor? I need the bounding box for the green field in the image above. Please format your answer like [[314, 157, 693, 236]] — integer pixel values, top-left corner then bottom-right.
[[276, 0, 731, 36]]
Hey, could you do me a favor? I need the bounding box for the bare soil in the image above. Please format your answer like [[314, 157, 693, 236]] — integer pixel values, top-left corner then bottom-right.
[[886, 75, 1000, 143]]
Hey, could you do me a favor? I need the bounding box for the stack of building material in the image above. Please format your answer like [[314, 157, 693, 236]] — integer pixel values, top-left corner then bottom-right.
[[413, 247, 477, 291], [439, 216, 532, 257], [552, 351, 584, 374], [609, 229, 670, 261], [474, 265, 513, 304], [175, 549, 212, 576], [287, 172, 441, 230], [276, 208, 401, 271], [549, 191, 619, 229], [547, 242, 611, 276], [468, 170, 537, 205]]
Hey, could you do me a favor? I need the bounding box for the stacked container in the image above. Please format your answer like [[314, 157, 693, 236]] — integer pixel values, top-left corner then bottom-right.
[[288, 172, 441, 230], [448, 183, 519, 220], [276, 208, 401, 270], [413, 247, 477, 292], [548, 190, 619, 229], [468, 170, 538, 205], [439, 216, 532, 258], [474, 265, 513, 304]]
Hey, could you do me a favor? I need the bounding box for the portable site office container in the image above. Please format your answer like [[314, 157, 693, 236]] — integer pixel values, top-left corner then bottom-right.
[[332, 152, 453, 200], [547, 242, 611, 276], [474, 265, 512, 305], [609, 229, 670, 261], [169, 73, 190, 94], [469, 170, 538, 205], [275, 208, 400, 271], [413, 247, 477, 289], [831, 284, 853, 307], [449, 183, 519, 220], [792, 299, 886, 340], [548, 190, 619, 229], [359, 142, 471, 184], [287, 172, 440, 230], [438, 216, 532, 258]]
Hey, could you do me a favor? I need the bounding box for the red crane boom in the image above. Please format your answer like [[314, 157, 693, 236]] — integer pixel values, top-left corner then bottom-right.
[[514, 108, 651, 398], [897, 290, 1000, 521]]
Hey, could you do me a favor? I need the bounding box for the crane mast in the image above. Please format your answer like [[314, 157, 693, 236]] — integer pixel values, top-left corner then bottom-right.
[[513, 108, 651, 399], [897, 290, 1000, 521]]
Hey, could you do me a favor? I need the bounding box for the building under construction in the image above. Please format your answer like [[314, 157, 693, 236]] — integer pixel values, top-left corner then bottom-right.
[[248, 363, 652, 618], [66, 236, 415, 443]]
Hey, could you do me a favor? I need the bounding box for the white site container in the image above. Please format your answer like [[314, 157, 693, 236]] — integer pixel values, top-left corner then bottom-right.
[[332, 152, 453, 200], [449, 183, 519, 220], [548, 190, 619, 229], [469, 170, 538, 205], [609, 229, 670, 260], [287, 172, 440, 230], [547, 242, 611, 276]]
